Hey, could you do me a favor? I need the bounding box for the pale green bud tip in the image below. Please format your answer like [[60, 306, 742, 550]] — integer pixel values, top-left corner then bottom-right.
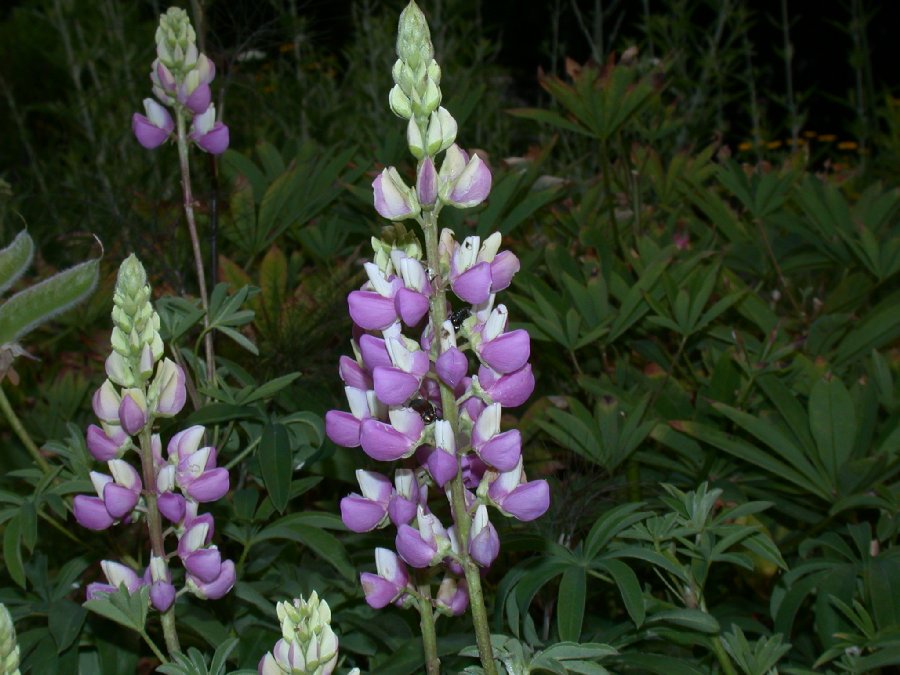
[[0, 603, 21, 675], [397, 1, 433, 68], [116, 254, 148, 299]]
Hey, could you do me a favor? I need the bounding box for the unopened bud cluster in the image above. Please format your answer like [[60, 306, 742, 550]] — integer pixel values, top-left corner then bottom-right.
[[259, 593, 360, 675], [132, 7, 229, 154], [74, 255, 234, 611], [0, 604, 20, 675]]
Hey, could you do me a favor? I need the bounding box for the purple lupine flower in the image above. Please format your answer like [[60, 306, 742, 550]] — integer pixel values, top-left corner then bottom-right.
[[86, 560, 145, 599], [340, 470, 392, 532], [489, 458, 551, 522], [373, 167, 420, 221], [474, 363, 535, 408], [86, 423, 129, 461], [359, 408, 425, 461], [132, 98, 174, 149], [190, 104, 230, 155], [436, 576, 469, 616], [118, 390, 148, 436], [468, 505, 500, 567], [387, 469, 420, 526], [396, 507, 449, 568], [186, 559, 235, 599], [153, 358, 187, 416], [447, 153, 492, 208], [360, 548, 410, 609], [471, 404, 522, 471], [416, 157, 438, 208]]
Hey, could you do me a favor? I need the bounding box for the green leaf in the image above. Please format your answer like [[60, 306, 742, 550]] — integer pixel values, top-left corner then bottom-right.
[[259, 423, 292, 513], [0, 230, 34, 295], [83, 585, 149, 633], [646, 608, 720, 633], [0, 257, 99, 343], [809, 377, 856, 482], [3, 513, 25, 588], [596, 559, 645, 626], [252, 523, 354, 580], [558, 566, 587, 641], [48, 599, 87, 653], [540, 643, 617, 661]]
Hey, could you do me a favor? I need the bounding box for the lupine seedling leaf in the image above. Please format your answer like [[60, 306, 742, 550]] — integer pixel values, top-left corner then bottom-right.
[[0, 230, 34, 296]]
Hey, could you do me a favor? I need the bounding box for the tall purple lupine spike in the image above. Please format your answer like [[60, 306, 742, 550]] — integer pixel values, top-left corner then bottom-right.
[[324, 4, 550, 672]]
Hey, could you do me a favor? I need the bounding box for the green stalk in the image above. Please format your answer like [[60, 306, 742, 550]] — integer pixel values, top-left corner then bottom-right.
[[0, 384, 49, 472], [417, 580, 441, 675], [421, 211, 497, 675], [175, 110, 216, 392], [137, 427, 181, 658]]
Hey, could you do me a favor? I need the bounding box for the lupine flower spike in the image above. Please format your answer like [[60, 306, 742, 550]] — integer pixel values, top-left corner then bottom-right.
[[132, 8, 229, 153], [74, 255, 234, 657], [326, 2, 548, 673]]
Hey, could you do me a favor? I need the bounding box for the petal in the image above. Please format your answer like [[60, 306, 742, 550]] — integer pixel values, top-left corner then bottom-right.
[[449, 154, 492, 208], [395, 524, 438, 568], [184, 83, 211, 114], [157, 492, 186, 523], [488, 364, 535, 408], [73, 495, 114, 530], [194, 122, 230, 154], [477, 429, 522, 472], [190, 559, 235, 599], [359, 334, 393, 370], [489, 251, 520, 292], [388, 407, 425, 439], [118, 394, 147, 436], [359, 419, 417, 461], [86, 424, 123, 461], [187, 468, 230, 502], [150, 581, 176, 612], [479, 329, 531, 374], [373, 366, 420, 406], [501, 480, 551, 522], [357, 469, 393, 502], [394, 287, 430, 327], [92, 381, 121, 423], [360, 572, 401, 609], [340, 495, 388, 532], [388, 495, 417, 527], [155, 360, 187, 416], [325, 410, 362, 448], [184, 548, 222, 584], [102, 483, 139, 519], [451, 262, 492, 304], [423, 446, 458, 487], [168, 425, 206, 461], [416, 157, 438, 206], [132, 113, 170, 149], [339, 355, 372, 390], [469, 522, 500, 568], [435, 347, 468, 388], [348, 291, 398, 331]]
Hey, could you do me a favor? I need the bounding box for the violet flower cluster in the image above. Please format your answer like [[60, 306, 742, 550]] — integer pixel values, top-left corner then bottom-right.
[[132, 7, 229, 154], [73, 255, 234, 611], [325, 0, 549, 617]]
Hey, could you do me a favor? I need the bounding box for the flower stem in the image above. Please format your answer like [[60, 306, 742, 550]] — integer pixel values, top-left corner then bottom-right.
[[0, 384, 50, 473], [416, 580, 441, 675], [140, 629, 169, 665], [421, 211, 497, 675], [138, 427, 181, 658], [175, 110, 216, 393]]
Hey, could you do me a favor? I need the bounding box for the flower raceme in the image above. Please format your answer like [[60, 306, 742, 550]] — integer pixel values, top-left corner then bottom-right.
[[74, 255, 234, 611], [132, 8, 229, 154]]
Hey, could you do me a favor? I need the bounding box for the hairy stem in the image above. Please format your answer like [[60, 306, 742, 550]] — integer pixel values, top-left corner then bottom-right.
[[0, 385, 49, 472], [176, 110, 216, 392], [417, 581, 441, 675], [138, 427, 181, 657], [421, 211, 497, 675]]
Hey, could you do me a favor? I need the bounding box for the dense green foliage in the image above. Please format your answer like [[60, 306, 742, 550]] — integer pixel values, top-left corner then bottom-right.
[[0, 0, 898, 673]]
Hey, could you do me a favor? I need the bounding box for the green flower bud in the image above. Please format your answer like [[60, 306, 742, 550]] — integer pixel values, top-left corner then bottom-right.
[[111, 255, 163, 383], [155, 8, 198, 75], [389, 85, 413, 119], [0, 603, 21, 675], [396, 1, 433, 70]]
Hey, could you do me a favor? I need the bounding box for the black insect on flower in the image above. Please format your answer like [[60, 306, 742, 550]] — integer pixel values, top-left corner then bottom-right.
[[450, 307, 471, 331], [409, 397, 438, 423]]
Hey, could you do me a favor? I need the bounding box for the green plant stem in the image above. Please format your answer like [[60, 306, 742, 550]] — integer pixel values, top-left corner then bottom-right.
[[417, 581, 441, 675], [0, 385, 50, 472], [421, 210, 497, 675], [175, 109, 216, 393], [140, 630, 169, 665], [138, 427, 181, 658]]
